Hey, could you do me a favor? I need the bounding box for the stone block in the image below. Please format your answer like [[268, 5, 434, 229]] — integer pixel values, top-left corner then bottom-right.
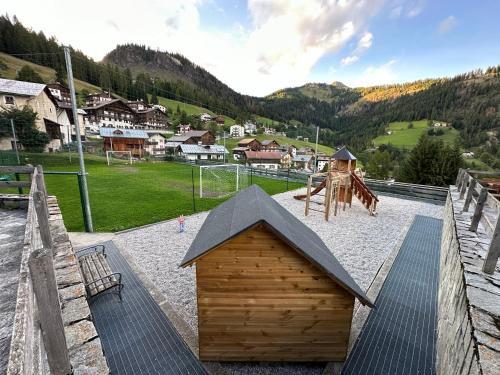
[[65, 320, 98, 351], [62, 297, 90, 326]]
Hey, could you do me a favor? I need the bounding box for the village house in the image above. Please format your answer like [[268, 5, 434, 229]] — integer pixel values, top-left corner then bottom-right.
[[176, 144, 228, 162], [127, 100, 149, 112], [297, 146, 315, 155], [215, 116, 225, 125], [293, 154, 315, 171], [177, 124, 191, 134], [56, 105, 87, 144], [280, 151, 292, 168], [316, 155, 330, 172], [200, 113, 212, 122], [263, 126, 276, 135], [165, 130, 215, 152], [244, 150, 282, 169], [433, 120, 450, 128], [462, 151, 475, 158], [100, 127, 148, 158], [47, 82, 71, 104], [134, 107, 169, 130], [144, 132, 167, 156], [238, 138, 262, 151], [230, 124, 245, 138], [82, 99, 136, 130], [244, 121, 257, 134], [261, 139, 280, 151], [85, 91, 115, 106], [0, 78, 62, 152]]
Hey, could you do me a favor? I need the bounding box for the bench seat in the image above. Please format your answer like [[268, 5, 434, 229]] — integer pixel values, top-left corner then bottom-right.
[[76, 245, 123, 301]]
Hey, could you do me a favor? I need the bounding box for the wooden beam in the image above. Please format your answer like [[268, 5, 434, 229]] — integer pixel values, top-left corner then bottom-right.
[[463, 179, 477, 212], [34, 191, 53, 249], [483, 217, 500, 274], [459, 174, 469, 200], [0, 165, 35, 173], [28, 248, 72, 375], [0, 181, 31, 188], [470, 187, 488, 232]]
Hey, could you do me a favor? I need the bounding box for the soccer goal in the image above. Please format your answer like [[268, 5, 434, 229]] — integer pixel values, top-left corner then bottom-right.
[[106, 151, 132, 166], [199, 164, 249, 198]]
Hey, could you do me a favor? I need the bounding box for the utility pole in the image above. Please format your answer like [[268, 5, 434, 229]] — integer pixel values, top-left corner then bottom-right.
[[223, 131, 226, 164], [64, 46, 93, 232], [313, 125, 319, 173], [10, 119, 20, 165]]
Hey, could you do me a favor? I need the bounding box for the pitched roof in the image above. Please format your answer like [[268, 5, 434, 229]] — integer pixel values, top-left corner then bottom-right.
[[82, 99, 133, 111], [244, 151, 282, 160], [184, 130, 212, 137], [180, 185, 373, 306], [293, 155, 313, 162], [168, 134, 192, 142], [261, 139, 279, 146], [238, 138, 259, 145], [99, 127, 149, 139], [0, 78, 46, 97], [179, 144, 228, 154], [332, 146, 356, 160]]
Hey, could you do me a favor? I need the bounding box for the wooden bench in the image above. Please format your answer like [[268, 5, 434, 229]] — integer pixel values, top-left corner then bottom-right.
[[75, 245, 123, 302]]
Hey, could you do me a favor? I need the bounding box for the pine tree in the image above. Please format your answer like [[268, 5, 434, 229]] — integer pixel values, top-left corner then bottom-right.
[[16, 65, 44, 83]]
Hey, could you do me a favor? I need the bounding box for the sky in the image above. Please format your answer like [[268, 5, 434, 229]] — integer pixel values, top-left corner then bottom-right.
[[4, 0, 500, 96]]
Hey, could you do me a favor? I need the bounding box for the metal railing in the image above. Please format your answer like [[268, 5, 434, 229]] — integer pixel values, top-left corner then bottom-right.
[[456, 168, 500, 274]]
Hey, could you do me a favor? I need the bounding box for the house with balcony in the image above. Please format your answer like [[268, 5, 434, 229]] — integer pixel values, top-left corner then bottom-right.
[[230, 124, 245, 138], [176, 144, 228, 162], [82, 99, 136, 130], [145, 132, 167, 156], [244, 150, 282, 169], [0, 78, 63, 152]]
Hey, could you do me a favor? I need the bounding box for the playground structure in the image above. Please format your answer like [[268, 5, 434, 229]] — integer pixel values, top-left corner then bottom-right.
[[294, 147, 379, 220]]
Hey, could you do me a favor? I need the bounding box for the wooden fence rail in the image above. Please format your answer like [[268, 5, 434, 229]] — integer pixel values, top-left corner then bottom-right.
[[456, 168, 500, 274]]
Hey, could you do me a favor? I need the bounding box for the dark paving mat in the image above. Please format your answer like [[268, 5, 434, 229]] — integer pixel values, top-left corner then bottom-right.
[[83, 241, 207, 375], [342, 215, 442, 375]]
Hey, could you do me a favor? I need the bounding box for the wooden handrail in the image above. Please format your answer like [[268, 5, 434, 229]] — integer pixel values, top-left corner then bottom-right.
[[457, 168, 499, 275]]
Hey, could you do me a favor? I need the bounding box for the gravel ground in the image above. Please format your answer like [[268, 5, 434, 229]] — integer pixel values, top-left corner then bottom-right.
[[115, 189, 443, 374]]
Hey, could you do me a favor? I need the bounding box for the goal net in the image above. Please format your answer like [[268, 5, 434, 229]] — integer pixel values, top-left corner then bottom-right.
[[200, 164, 249, 198], [106, 151, 132, 166]]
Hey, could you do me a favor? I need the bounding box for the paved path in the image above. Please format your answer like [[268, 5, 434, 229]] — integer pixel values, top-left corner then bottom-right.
[[342, 215, 442, 375], [83, 241, 208, 375], [0, 209, 26, 374]]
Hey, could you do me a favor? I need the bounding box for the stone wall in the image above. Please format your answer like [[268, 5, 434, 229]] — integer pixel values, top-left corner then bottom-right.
[[437, 190, 500, 375], [7, 196, 109, 374]]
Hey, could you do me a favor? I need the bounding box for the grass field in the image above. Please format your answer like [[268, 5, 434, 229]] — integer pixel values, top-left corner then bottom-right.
[[373, 120, 460, 149], [220, 134, 335, 156], [3, 153, 302, 232]]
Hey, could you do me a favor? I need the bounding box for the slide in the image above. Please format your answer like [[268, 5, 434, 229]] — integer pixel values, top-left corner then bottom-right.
[[294, 179, 327, 200]]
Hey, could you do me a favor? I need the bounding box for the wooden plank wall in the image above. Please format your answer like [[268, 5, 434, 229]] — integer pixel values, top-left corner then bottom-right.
[[196, 224, 354, 361]]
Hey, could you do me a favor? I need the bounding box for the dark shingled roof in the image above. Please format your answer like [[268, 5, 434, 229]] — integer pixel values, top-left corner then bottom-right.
[[332, 146, 356, 160], [180, 185, 373, 306]]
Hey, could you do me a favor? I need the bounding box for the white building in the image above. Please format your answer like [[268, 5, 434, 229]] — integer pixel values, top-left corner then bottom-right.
[[230, 124, 245, 138], [244, 122, 257, 134], [200, 113, 212, 122], [152, 104, 167, 113], [145, 132, 167, 156], [462, 151, 475, 158], [177, 144, 228, 162]]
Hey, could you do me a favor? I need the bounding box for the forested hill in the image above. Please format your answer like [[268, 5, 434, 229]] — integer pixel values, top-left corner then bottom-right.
[[103, 44, 252, 115], [1, 15, 499, 151]]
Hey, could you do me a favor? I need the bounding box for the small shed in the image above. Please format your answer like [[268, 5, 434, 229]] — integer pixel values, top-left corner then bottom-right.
[[180, 185, 373, 362]]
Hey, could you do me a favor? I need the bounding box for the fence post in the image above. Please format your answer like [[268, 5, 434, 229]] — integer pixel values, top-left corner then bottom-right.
[[287, 168, 290, 190], [15, 172, 23, 195], [28, 248, 72, 375], [34, 191, 53, 249], [470, 187, 488, 232], [191, 167, 196, 213], [236, 164, 239, 191], [463, 179, 477, 212], [250, 167, 253, 185], [456, 168, 464, 187], [459, 173, 469, 199], [77, 173, 91, 232], [483, 217, 500, 274], [36, 165, 49, 214]]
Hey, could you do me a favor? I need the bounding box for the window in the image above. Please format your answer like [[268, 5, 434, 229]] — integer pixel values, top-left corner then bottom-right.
[[5, 96, 14, 105]]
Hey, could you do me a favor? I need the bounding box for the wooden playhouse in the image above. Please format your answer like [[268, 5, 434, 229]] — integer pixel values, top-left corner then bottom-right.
[[180, 185, 373, 362]]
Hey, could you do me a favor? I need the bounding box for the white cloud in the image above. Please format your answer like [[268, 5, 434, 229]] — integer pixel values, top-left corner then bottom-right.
[[340, 31, 373, 66], [341, 56, 360, 66], [345, 60, 398, 87], [406, 0, 425, 17], [3, 0, 385, 96], [438, 15, 458, 34], [389, 5, 403, 18]]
